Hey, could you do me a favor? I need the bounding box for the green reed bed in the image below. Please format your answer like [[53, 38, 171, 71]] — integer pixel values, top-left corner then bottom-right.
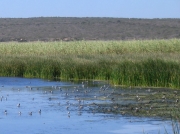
[[0, 39, 180, 88]]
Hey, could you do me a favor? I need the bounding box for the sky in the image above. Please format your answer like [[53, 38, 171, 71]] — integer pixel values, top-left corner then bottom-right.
[[0, 0, 180, 18]]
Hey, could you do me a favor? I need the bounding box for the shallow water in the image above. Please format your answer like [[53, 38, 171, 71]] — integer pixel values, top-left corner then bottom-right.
[[0, 77, 173, 134]]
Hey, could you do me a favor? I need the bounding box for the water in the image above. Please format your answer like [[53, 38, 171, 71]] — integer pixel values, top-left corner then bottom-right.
[[0, 77, 173, 134]]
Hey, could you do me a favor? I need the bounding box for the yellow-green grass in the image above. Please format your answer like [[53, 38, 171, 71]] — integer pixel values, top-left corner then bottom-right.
[[0, 39, 180, 88]]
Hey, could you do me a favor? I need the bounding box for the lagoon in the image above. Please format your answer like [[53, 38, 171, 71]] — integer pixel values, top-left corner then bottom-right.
[[0, 77, 173, 134]]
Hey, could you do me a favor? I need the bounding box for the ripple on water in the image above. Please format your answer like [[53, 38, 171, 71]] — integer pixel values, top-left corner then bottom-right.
[[0, 77, 174, 134]]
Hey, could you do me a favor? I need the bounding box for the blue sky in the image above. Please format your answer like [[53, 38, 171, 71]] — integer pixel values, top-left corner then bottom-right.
[[0, 0, 180, 18]]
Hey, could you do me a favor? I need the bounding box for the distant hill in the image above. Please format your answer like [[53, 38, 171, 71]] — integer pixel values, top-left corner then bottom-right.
[[0, 17, 180, 42]]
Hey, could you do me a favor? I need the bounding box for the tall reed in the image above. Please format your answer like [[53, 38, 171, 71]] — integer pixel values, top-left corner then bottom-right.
[[0, 39, 180, 88]]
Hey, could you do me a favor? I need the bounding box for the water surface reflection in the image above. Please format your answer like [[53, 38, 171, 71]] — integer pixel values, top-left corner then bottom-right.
[[0, 77, 173, 134]]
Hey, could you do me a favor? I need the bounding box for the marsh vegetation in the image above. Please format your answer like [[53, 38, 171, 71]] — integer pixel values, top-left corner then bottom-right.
[[0, 39, 180, 89]]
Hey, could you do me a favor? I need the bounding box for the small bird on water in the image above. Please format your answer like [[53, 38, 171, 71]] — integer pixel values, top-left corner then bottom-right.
[[29, 112, 32, 115], [17, 103, 20, 107]]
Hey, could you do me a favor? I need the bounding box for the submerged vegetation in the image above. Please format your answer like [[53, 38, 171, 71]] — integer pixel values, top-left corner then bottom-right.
[[0, 39, 180, 88], [92, 86, 180, 120]]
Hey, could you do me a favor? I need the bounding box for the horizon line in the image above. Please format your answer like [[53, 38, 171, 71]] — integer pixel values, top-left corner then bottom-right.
[[0, 16, 180, 19]]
